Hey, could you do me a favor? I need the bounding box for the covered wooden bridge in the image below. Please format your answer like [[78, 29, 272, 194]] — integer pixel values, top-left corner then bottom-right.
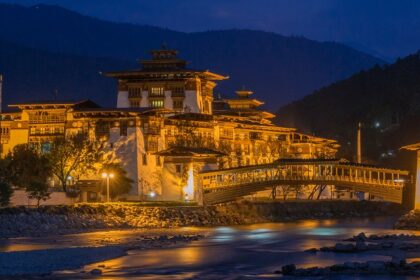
[[197, 159, 411, 205]]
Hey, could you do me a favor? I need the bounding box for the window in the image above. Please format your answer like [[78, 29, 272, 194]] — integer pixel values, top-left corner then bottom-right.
[[95, 121, 110, 139], [175, 164, 182, 174], [156, 156, 161, 166], [29, 111, 65, 124], [173, 100, 183, 109], [142, 154, 148, 165], [150, 87, 165, 97], [128, 87, 142, 98], [120, 121, 128, 136], [130, 100, 141, 108], [150, 100, 164, 108], [146, 139, 158, 151], [170, 86, 184, 97]]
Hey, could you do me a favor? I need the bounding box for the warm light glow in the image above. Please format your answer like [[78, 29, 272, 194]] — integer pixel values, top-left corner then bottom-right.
[[101, 172, 114, 179], [149, 191, 156, 198], [183, 165, 195, 201]]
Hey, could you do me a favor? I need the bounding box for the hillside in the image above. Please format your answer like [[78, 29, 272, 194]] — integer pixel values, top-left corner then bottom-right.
[[0, 40, 134, 107], [0, 3, 384, 110], [277, 52, 420, 162]]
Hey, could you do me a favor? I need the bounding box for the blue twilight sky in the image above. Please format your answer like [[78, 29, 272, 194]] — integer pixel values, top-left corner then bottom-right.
[[0, 0, 419, 60]]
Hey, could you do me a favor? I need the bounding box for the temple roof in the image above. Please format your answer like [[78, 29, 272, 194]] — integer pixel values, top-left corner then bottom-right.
[[104, 48, 228, 81], [401, 143, 420, 151], [155, 146, 226, 157], [8, 100, 100, 110]]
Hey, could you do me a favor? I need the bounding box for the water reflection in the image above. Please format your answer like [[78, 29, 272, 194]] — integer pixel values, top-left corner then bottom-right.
[[75, 216, 418, 279], [4, 216, 419, 279]]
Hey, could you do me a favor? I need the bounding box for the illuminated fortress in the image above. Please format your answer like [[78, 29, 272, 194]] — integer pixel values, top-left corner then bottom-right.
[[0, 48, 339, 203]]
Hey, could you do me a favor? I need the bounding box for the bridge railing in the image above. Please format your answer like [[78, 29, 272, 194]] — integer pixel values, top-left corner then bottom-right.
[[199, 162, 409, 191]]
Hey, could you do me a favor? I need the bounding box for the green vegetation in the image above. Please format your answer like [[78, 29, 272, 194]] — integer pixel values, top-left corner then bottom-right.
[[0, 134, 133, 204], [47, 132, 104, 192], [8, 144, 52, 206], [277, 52, 420, 163], [0, 158, 12, 206], [8, 144, 52, 189], [0, 181, 12, 207]]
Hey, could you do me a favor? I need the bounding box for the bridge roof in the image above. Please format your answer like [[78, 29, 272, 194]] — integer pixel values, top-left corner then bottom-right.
[[401, 143, 420, 151]]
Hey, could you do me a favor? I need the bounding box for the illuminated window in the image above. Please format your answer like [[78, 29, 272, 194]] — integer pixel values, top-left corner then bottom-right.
[[150, 100, 164, 108], [150, 87, 164, 97]]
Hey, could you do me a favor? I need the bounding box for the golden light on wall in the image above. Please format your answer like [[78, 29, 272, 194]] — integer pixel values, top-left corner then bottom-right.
[[183, 164, 195, 201]]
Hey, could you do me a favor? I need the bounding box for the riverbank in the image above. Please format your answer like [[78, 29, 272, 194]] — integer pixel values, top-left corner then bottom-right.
[[280, 232, 420, 278], [0, 200, 405, 238], [395, 209, 420, 230], [0, 230, 205, 276], [0, 217, 414, 279]]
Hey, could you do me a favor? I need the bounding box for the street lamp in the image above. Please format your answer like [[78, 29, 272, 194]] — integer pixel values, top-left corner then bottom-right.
[[102, 172, 114, 202]]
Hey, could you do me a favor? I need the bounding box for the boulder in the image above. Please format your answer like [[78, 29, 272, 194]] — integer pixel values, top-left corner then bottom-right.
[[282, 264, 296, 275], [334, 243, 355, 252], [367, 261, 386, 273], [355, 241, 368, 251], [90, 269, 102, 275]]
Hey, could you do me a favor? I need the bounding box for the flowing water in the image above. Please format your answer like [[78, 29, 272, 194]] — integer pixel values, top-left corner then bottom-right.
[[2, 217, 419, 279]]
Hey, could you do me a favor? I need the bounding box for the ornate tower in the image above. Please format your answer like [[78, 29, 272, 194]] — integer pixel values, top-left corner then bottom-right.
[[105, 48, 227, 114]]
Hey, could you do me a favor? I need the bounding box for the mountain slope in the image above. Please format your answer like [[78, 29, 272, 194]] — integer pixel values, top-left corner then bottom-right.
[[276, 52, 420, 162], [0, 4, 384, 110], [0, 40, 134, 107]]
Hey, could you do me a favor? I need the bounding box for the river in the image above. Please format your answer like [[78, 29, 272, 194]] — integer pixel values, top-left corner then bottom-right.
[[2, 216, 419, 279]]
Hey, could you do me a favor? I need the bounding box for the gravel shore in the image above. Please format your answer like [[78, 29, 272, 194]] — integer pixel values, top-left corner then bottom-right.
[[395, 209, 420, 230], [0, 231, 204, 277], [0, 200, 404, 238]]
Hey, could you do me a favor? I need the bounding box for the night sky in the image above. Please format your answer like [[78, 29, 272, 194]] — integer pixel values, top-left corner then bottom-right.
[[0, 0, 420, 60]]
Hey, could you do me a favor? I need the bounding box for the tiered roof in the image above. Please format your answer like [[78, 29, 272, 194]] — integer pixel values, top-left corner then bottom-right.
[[104, 48, 227, 81]]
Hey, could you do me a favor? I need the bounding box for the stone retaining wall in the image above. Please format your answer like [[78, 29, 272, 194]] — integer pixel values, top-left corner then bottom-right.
[[0, 200, 405, 238]]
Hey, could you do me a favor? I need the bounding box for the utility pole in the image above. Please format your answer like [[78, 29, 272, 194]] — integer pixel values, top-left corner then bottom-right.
[[357, 122, 362, 164]]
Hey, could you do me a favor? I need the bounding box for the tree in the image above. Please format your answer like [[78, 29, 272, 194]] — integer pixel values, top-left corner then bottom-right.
[[0, 158, 13, 207], [27, 181, 50, 207], [8, 144, 52, 205], [48, 132, 104, 192], [100, 162, 133, 199], [8, 144, 52, 189]]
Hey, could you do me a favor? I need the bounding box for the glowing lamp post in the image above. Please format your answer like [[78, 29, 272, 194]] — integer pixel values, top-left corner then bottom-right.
[[102, 172, 114, 202]]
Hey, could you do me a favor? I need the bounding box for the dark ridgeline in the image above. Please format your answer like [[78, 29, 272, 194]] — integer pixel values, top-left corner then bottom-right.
[[0, 40, 135, 108], [0, 4, 383, 110], [277, 52, 420, 165]]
